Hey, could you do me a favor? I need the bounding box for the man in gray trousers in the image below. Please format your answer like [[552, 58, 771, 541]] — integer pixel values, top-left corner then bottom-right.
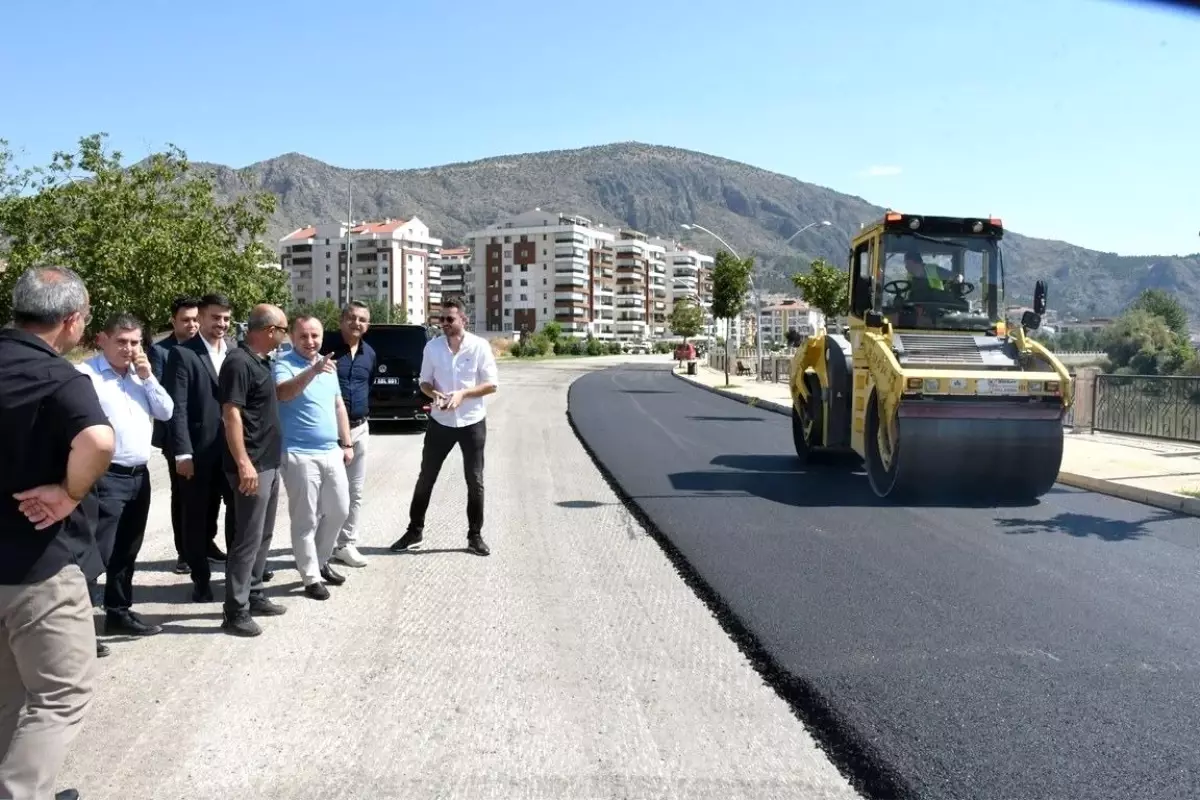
[[218, 304, 289, 637]]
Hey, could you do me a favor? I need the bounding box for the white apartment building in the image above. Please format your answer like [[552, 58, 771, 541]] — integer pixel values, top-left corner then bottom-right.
[[463, 209, 620, 339], [758, 299, 824, 346], [278, 217, 443, 324], [431, 246, 471, 300], [612, 230, 668, 341], [651, 237, 718, 340]]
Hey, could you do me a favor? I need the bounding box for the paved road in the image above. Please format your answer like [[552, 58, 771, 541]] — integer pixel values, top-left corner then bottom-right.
[[58, 355, 857, 800], [569, 363, 1200, 800]]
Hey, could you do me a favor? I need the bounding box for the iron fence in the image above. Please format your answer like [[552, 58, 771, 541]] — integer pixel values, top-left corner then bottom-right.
[[1093, 374, 1200, 443]]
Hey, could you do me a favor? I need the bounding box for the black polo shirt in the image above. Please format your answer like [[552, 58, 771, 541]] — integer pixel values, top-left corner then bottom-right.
[[0, 329, 111, 585], [219, 342, 282, 473]]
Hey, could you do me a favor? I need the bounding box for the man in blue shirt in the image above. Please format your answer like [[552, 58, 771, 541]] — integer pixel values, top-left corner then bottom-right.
[[327, 302, 375, 569], [274, 314, 355, 600], [77, 313, 174, 649]]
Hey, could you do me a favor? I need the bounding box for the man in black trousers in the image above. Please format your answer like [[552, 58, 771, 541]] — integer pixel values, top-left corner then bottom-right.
[[150, 295, 200, 575], [219, 304, 289, 636], [164, 293, 237, 602]]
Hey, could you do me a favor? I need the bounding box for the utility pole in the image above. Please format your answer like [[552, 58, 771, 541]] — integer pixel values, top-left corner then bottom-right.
[[344, 179, 353, 306]]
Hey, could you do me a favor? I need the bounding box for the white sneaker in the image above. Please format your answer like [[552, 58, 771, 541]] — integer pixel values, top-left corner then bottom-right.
[[332, 544, 368, 568]]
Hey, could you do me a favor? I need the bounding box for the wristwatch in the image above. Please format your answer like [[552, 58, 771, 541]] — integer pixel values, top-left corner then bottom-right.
[[339, 440, 352, 448]]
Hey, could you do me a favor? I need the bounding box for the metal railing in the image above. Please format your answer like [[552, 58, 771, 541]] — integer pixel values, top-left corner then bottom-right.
[[1093, 374, 1200, 443]]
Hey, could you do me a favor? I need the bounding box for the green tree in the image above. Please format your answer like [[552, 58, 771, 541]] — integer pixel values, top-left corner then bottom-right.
[[1128, 288, 1189, 338], [668, 298, 704, 342], [1098, 309, 1194, 375], [790, 257, 849, 320], [286, 298, 341, 331], [0, 133, 289, 335], [710, 250, 754, 386]]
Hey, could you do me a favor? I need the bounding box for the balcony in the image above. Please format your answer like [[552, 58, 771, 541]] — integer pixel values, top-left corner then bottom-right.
[[555, 291, 588, 304]]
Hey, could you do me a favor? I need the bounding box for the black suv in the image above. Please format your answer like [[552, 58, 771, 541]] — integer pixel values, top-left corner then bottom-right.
[[322, 323, 434, 424]]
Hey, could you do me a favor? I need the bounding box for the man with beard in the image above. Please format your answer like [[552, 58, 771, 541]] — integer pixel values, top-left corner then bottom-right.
[[165, 293, 237, 603], [150, 295, 199, 574], [390, 298, 498, 557]]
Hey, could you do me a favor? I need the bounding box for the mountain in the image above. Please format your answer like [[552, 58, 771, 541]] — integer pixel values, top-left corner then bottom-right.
[[198, 142, 1200, 319]]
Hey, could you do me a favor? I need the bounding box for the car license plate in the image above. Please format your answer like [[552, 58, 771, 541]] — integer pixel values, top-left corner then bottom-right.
[[374, 377, 400, 386], [978, 378, 1019, 395]]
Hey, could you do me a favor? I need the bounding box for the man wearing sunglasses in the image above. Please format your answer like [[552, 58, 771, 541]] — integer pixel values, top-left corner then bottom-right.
[[391, 298, 498, 556]]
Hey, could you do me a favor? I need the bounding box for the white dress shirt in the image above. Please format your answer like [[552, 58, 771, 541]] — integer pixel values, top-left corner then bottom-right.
[[203, 334, 227, 374], [420, 332, 499, 428], [77, 355, 175, 467]]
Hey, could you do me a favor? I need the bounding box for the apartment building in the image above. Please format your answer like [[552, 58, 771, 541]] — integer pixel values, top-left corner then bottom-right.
[[278, 217, 443, 324], [651, 237, 718, 339], [758, 299, 824, 345], [431, 246, 472, 319], [611, 230, 669, 341], [463, 209, 620, 339]]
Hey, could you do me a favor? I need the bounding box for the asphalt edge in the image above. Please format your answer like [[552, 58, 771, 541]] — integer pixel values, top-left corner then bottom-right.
[[672, 368, 793, 416], [565, 370, 915, 800], [673, 369, 1200, 519]]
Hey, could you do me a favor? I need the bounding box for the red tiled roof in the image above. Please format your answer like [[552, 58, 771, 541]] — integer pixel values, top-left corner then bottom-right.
[[351, 218, 410, 234], [284, 226, 317, 241]]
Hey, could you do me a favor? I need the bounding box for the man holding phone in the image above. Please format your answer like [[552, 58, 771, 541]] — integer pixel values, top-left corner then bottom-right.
[[77, 313, 175, 649], [390, 297, 498, 556]]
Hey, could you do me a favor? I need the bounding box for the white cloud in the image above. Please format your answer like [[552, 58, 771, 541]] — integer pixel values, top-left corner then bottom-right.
[[859, 165, 903, 177]]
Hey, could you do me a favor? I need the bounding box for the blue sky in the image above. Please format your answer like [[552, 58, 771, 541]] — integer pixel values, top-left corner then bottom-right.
[[3, 0, 1197, 256]]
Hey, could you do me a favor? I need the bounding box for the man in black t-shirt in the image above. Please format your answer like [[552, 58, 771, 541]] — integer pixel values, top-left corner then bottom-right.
[[217, 303, 289, 637], [0, 266, 115, 800]]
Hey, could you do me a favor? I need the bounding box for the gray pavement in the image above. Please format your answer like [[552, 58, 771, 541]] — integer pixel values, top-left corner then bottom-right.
[[570, 363, 1200, 800], [58, 355, 858, 800]]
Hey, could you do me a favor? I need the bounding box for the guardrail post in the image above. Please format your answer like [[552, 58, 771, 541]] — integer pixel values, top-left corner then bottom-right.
[[1072, 367, 1099, 430]]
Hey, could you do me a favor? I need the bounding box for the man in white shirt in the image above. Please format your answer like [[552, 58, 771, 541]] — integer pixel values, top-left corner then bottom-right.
[[390, 298, 498, 556], [77, 313, 174, 650]]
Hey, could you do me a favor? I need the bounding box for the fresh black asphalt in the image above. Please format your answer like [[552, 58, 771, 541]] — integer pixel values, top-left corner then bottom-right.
[[568, 363, 1200, 800]]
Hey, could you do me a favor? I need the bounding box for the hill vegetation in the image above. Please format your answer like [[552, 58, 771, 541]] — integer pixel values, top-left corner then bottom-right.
[[195, 142, 1200, 319]]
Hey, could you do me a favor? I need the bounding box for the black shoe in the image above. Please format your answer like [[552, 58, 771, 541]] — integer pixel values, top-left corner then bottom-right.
[[320, 563, 346, 586], [96, 642, 110, 658], [207, 545, 227, 563], [262, 569, 275, 583], [304, 582, 330, 601], [467, 534, 490, 557], [105, 610, 162, 637], [220, 609, 262, 637], [54, 790, 80, 800], [248, 594, 287, 617], [173, 559, 190, 575], [192, 584, 214, 603], [390, 528, 423, 551]]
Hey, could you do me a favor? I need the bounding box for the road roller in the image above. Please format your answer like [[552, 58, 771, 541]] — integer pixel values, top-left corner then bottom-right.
[[789, 210, 1073, 503]]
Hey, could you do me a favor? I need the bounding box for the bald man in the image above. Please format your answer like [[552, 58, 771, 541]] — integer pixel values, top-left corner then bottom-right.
[[217, 304, 289, 637]]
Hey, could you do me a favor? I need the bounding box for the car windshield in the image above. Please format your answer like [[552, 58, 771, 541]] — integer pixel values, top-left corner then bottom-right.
[[878, 233, 1002, 332]]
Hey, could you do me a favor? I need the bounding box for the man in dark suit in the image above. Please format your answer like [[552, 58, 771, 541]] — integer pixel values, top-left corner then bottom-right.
[[164, 293, 237, 602], [150, 295, 200, 575]]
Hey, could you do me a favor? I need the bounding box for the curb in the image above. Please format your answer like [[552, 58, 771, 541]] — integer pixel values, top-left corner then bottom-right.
[[671, 369, 792, 416], [673, 369, 1200, 517], [1056, 471, 1200, 517]]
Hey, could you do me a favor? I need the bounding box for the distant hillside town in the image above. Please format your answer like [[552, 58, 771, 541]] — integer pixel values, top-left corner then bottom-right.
[[277, 208, 823, 348]]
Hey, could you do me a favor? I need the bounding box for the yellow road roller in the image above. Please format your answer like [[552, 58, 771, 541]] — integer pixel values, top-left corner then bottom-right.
[[789, 211, 1073, 502]]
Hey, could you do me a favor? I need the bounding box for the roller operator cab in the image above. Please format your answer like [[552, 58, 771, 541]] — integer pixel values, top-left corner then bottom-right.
[[789, 211, 1074, 503], [321, 323, 434, 426]]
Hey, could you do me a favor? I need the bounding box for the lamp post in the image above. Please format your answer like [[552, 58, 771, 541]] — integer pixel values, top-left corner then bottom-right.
[[682, 219, 831, 381]]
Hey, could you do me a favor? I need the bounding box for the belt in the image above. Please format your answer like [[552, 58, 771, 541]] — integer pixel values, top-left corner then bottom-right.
[[107, 463, 148, 476], [349, 417, 367, 428]]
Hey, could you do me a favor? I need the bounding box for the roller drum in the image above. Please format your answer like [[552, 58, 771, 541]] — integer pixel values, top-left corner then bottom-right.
[[865, 398, 1065, 503]]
